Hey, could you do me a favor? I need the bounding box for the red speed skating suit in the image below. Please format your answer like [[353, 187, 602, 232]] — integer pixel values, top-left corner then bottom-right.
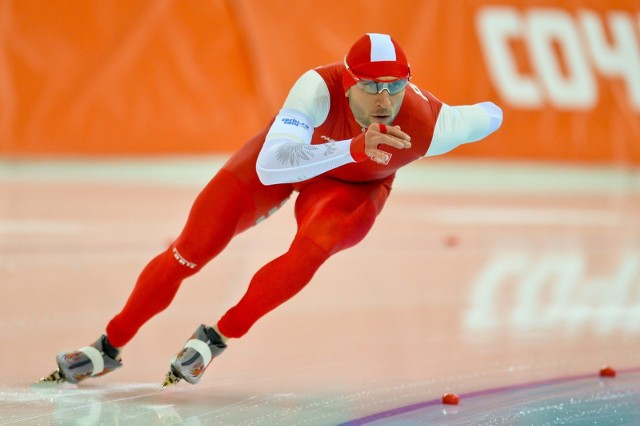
[[105, 62, 500, 344]]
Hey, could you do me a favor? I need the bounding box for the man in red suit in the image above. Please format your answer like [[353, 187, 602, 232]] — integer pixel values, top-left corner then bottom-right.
[[41, 33, 502, 387]]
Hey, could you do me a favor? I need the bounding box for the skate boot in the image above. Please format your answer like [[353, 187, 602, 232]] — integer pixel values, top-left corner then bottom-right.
[[161, 324, 226, 387], [39, 335, 122, 384]]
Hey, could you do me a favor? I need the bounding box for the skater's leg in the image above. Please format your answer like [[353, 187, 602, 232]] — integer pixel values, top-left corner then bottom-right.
[[106, 169, 290, 347], [217, 178, 391, 338]]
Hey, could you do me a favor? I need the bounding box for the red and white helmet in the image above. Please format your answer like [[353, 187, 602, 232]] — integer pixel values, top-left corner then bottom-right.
[[342, 33, 411, 92]]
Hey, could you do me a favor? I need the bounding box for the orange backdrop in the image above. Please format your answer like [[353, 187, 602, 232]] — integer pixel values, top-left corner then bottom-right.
[[1, 0, 639, 165]]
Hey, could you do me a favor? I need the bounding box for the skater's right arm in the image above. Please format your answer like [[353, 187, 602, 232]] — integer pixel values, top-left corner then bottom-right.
[[256, 70, 361, 185]]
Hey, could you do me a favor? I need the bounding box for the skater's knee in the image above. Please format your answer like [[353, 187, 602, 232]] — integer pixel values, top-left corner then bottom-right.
[[172, 246, 197, 269], [289, 235, 331, 262], [171, 245, 202, 274]]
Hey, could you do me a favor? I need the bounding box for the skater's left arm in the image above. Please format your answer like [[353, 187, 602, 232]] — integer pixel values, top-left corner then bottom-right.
[[425, 101, 503, 156]]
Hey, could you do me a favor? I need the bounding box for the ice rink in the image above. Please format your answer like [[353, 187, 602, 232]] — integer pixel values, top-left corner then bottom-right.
[[1, 157, 639, 425]]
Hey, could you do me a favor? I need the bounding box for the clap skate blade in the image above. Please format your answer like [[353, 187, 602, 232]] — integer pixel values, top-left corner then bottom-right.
[[160, 369, 182, 389], [37, 369, 64, 384]]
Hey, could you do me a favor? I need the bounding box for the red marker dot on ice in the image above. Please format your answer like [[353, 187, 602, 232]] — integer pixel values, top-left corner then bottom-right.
[[442, 393, 460, 405], [599, 366, 616, 378]]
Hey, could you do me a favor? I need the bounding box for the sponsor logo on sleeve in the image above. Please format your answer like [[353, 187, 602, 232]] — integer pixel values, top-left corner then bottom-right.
[[281, 118, 310, 130]]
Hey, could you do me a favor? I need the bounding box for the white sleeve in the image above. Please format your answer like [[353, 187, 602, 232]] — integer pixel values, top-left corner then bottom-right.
[[425, 102, 503, 156], [256, 70, 359, 185]]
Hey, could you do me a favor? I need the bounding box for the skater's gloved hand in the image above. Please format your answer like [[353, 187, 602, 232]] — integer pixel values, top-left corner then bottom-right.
[[364, 123, 411, 165]]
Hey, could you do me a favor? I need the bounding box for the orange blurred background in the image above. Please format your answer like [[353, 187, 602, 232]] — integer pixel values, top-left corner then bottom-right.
[[1, 0, 638, 164]]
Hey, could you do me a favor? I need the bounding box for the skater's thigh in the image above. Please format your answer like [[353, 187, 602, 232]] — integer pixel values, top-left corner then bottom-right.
[[294, 178, 391, 255], [220, 164, 294, 229], [176, 168, 292, 263], [221, 125, 294, 226]]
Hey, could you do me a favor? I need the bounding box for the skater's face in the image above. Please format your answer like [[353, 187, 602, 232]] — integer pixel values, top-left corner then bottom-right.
[[347, 76, 406, 128]]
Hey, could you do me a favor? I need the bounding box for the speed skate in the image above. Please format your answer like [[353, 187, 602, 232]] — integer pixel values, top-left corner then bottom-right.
[[36, 335, 122, 385]]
